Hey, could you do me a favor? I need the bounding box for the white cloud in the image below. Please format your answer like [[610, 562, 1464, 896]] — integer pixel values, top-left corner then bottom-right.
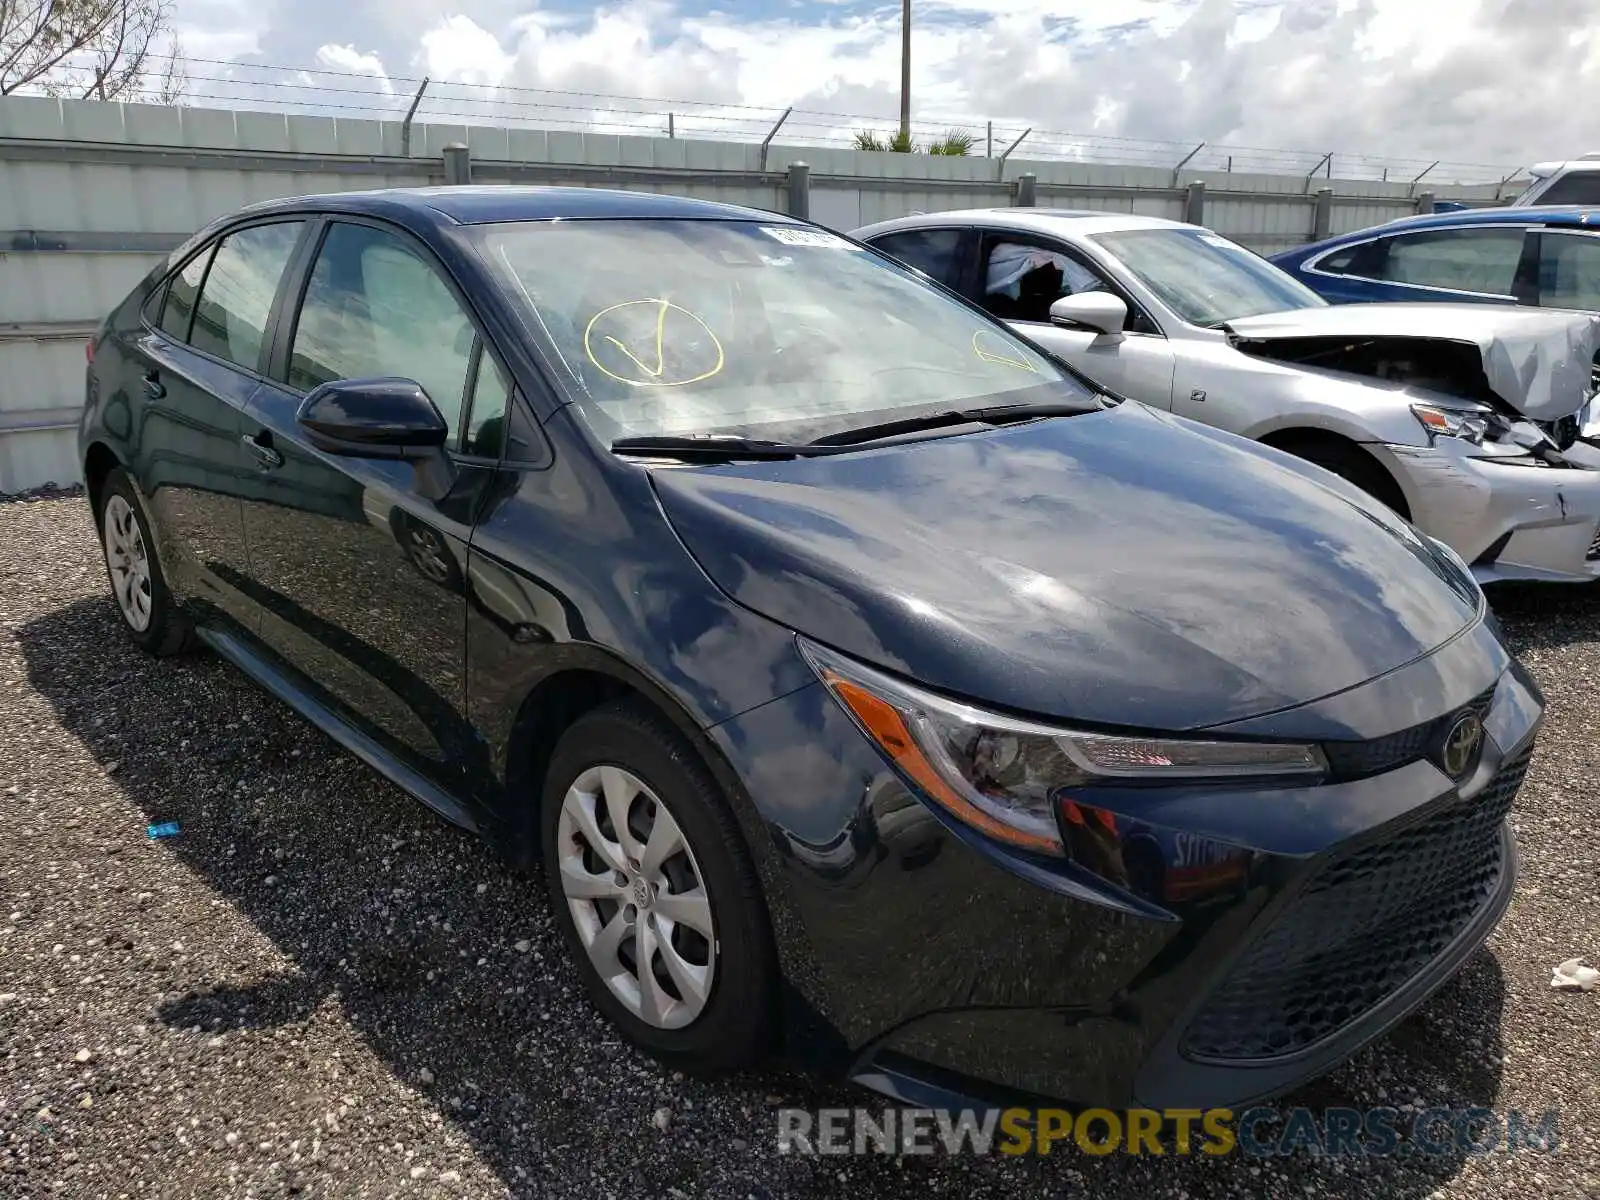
[[172, 0, 1600, 177], [313, 44, 393, 87], [418, 16, 515, 86]]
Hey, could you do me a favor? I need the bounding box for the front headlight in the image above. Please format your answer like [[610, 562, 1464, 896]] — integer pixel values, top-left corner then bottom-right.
[[1412, 403, 1490, 445], [799, 640, 1328, 857]]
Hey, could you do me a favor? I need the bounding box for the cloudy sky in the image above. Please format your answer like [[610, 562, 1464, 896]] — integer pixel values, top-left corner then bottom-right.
[[167, 0, 1596, 176]]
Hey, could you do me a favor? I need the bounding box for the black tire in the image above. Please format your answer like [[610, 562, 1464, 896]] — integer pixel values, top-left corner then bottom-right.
[[94, 467, 196, 657], [541, 700, 777, 1074], [1277, 437, 1409, 518]]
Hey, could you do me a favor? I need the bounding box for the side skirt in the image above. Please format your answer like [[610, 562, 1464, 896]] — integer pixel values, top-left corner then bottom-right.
[[196, 625, 482, 836]]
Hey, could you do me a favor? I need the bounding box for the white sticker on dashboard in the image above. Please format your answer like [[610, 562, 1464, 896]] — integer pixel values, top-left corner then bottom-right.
[[759, 226, 858, 249]]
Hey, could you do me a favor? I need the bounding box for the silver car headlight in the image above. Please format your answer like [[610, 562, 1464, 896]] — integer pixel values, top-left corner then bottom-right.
[[799, 639, 1328, 857], [1412, 403, 1490, 445]]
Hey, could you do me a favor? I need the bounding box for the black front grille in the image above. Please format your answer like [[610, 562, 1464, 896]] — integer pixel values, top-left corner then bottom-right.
[[1181, 745, 1530, 1062], [1321, 684, 1497, 780], [1587, 524, 1600, 562]]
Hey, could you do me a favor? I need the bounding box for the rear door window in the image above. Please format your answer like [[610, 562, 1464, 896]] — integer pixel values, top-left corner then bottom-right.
[[870, 228, 967, 289], [188, 222, 306, 372], [1367, 227, 1526, 297]]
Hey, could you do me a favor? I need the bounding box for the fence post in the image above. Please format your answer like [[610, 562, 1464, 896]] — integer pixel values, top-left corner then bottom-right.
[[787, 162, 811, 221], [1014, 172, 1037, 207], [442, 142, 472, 185], [1416, 190, 1437, 214], [1184, 180, 1205, 226], [400, 76, 430, 158], [1311, 186, 1333, 241]]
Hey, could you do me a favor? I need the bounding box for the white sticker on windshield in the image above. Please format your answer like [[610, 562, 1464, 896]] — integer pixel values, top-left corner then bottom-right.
[[1197, 232, 1242, 250], [759, 226, 859, 249]]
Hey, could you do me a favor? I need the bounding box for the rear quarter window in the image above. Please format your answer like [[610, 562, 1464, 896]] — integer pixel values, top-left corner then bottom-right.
[[158, 250, 211, 341], [1532, 174, 1600, 206], [1312, 246, 1363, 275]]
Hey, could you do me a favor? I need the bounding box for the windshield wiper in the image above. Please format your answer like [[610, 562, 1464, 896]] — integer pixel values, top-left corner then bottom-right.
[[610, 434, 813, 461], [806, 401, 1091, 448]]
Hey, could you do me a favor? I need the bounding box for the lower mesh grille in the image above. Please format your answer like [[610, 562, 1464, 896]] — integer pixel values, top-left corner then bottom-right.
[[1587, 525, 1600, 562], [1181, 746, 1530, 1062]]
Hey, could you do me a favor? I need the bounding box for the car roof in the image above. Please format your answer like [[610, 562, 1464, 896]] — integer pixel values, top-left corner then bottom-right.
[[1392, 204, 1600, 229], [852, 207, 1195, 241], [1304, 204, 1600, 247], [226, 185, 796, 231]]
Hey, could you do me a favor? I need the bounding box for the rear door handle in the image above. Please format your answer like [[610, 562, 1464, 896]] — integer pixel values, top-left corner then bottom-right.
[[142, 370, 165, 400], [241, 431, 284, 470]]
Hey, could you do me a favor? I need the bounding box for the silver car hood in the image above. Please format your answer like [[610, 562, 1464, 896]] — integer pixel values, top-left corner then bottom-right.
[[1224, 303, 1600, 421]]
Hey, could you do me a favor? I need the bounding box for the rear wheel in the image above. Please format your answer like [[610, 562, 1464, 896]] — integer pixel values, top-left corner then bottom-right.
[[95, 468, 194, 656], [541, 700, 776, 1073]]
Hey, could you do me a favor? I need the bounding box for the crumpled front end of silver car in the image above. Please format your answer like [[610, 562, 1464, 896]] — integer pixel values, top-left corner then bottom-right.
[[1223, 303, 1600, 427], [1226, 304, 1600, 582]]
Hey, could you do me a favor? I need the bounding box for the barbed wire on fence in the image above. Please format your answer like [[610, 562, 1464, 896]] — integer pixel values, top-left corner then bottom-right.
[[29, 56, 1527, 186]]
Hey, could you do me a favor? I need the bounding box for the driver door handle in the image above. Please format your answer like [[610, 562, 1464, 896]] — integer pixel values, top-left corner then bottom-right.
[[241, 430, 284, 470]]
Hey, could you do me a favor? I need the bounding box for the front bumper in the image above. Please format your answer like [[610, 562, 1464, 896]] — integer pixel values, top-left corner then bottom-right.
[[1369, 441, 1600, 583], [712, 629, 1541, 1112]]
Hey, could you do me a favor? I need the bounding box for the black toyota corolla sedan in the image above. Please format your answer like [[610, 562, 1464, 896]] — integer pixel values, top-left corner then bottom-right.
[[79, 186, 1539, 1110]]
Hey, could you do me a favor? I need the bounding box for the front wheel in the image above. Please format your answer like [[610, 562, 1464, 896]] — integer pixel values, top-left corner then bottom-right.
[[95, 468, 195, 656], [1275, 437, 1409, 519], [540, 701, 777, 1073]]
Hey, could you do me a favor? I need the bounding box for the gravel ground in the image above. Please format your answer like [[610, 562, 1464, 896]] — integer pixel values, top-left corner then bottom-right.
[[1, 488, 1597, 1199]]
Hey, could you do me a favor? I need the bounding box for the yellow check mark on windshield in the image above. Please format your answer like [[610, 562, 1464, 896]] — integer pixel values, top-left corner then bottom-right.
[[972, 330, 1040, 373], [584, 297, 725, 387], [603, 299, 670, 378]]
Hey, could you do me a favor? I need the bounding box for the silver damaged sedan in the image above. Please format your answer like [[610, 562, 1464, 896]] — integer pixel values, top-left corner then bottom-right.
[[854, 209, 1600, 584]]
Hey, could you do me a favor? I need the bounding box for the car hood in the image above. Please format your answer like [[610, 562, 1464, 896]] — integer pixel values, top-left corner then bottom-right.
[[1223, 303, 1600, 421], [649, 402, 1482, 731]]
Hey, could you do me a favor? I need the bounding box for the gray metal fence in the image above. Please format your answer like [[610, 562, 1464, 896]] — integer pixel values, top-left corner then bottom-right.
[[0, 95, 1508, 493]]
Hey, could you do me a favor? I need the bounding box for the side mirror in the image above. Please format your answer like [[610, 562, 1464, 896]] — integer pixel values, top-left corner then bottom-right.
[[297, 378, 449, 460], [297, 377, 455, 501], [1049, 292, 1128, 341]]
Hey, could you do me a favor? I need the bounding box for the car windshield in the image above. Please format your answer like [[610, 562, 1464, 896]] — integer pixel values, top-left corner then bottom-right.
[[475, 218, 1096, 443], [1091, 228, 1327, 327]]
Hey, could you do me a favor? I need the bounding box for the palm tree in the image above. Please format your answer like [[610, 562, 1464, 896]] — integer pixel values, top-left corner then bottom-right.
[[852, 127, 972, 156], [928, 129, 974, 156]]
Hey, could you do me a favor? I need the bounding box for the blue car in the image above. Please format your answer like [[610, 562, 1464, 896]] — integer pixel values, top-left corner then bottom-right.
[[1271, 206, 1600, 312]]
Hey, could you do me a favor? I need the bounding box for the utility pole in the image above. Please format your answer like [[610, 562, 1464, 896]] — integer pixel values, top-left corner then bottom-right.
[[899, 0, 911, 141]]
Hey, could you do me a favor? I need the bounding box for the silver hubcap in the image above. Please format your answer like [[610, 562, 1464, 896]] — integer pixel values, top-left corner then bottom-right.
[[557, 765, 716, 1030], [103, 495, 153, 632]]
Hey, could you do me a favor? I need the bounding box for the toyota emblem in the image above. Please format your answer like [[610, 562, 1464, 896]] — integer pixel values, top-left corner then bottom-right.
[[1439, 711, 1485, 779]]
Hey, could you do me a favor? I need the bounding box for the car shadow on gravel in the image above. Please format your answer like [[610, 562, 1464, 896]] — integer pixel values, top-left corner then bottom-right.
[[17, 594, 1516, 1199]]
